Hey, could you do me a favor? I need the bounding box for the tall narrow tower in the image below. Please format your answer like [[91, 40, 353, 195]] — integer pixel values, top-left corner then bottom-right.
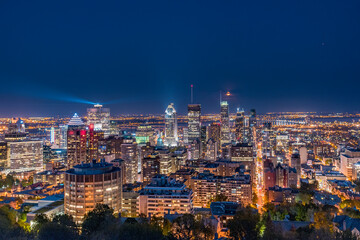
[[87, 104, 110, 138], [187, 85, 201, 143], [220, 101, 231, 145], [164, 103, 178, 146], [67, 113, 87, 169]]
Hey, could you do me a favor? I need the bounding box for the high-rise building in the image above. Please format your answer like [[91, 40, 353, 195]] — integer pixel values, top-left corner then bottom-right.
[[87, 104, 110, 138], [50, 127, 55, 144], [136, 125, 155, 146], [5, 118, 27, 142], [187, 104, 201, 143], [220, 101, 231, 145], [59, 125, 68, 149], [164, 103, 178, 147], [138, 175, 193, 217], [205, 138, 217, 161], [87, 124, 103, 162], [208, 123, 221, 147], [200, 125, 207, 156], [290, 153, 301, 187], [67, 113, 87, 169], [235, 108, 245, 142], [7, 140, 44, 172], [4, 118, 43, 172], [121, 136, 138, 184], [142, 155, 160, 183], [64, 161, 122, 223]]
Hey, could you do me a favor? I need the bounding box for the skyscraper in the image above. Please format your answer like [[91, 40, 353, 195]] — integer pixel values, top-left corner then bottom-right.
[[164, 103, 178, 146], [235, 108, 245, 142], [87, 104, 110, 138], [220, 101, 231, 145], [121, 136, 138, 184], [67, 113, 87, 169], [208, 122, 221, 147], [187, 104, 201, 143]]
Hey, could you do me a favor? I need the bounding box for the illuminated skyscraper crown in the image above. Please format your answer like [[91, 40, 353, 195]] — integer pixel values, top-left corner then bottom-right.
[[68, 113, 84, 126]]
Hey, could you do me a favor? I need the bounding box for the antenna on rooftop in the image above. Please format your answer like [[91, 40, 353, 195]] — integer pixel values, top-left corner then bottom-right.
[[190, 84, 193, 104]]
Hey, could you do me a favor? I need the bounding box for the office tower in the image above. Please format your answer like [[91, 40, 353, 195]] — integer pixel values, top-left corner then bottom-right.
[[67, 113, 87, 169], [164, 103, 178, 147], [142, 155, 160, 183], [235, 108, 245, 142], [249, 109, 256, 127], [220, 101, 231, 145], [87, 124, 103, 162], [154, 147, 174, 175], [59, 125, 68, 149], [247, 109, 256, 144], [262, 122, 276, 157], [64, 161, 122, 223], [5, 118, 27, 142], [50, 127, 55, 144], [121, 136, 138, 184], [208, 122, 221, 147], [7, 140, 44, 172], [138, 175, 193, 217], [187, 104, 201, 143], [109, 120, 119, 136], [200, 125, 207, 156], [290, 153, 301, 187], [188, 139, 201, 160], [105, 136, 124, 159], [4, 118, 44, 172], [205, 138, 217, 161], [136, 125, 155, 146], [183, 127, 189, 144], [87, 104, 110, 138]]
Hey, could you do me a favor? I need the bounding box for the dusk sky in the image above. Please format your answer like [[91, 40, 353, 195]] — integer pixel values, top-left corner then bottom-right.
[[1, 0, 360, 116]]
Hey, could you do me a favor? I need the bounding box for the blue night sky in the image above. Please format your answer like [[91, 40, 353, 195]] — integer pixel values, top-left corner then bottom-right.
[[0, 0, 360, 117]]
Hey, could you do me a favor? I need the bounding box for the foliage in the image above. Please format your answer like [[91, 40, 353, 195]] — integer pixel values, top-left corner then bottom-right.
[[227, 207, 260, 240], [81, 204, 116, 238], [311, 211, 333, 233], [37, 222, 78, 240], [171, 214, 214, 240]]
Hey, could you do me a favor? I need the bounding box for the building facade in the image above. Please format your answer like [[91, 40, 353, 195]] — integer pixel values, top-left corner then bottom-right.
[[64, 161, 122, 223]]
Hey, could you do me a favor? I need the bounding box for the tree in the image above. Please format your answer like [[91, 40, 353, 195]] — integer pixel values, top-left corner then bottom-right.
[[261, 213, 284, 240], [171, 214, 198, 240], [32, 213, 50, 233], [295, 192, 311, 205], [37, 222, 79, 240], [197, 219, 215, 240], [227, 207, 260, 240], [312, 211, 333, 233], [81, 204, 116, 238], [117, 223, 164, 240], [252, 192, 258, 205], [0, 205, 27, 239]]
